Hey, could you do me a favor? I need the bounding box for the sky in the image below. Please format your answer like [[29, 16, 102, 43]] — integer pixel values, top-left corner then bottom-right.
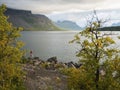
[[0, 0, 120, 27]]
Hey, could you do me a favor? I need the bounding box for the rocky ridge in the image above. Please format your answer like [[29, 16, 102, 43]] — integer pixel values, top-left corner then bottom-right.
[[5, 8, 61, 31]]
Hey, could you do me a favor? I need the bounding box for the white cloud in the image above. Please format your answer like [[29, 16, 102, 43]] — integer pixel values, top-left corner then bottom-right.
[[47, 9, 120, 27], [0, 0, 120, 14]]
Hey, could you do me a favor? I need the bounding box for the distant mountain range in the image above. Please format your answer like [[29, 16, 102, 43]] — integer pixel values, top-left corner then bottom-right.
[[112, 22, 120, 26], [5, 8, 61, 31], [55, 20, 82, 31], [99, 26, 120, 31], [4, 8, 120, 31]]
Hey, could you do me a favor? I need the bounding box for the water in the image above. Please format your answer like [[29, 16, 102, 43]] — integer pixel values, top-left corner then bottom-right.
[[20, 31, 79, 62], [20, 31, 120, 62]]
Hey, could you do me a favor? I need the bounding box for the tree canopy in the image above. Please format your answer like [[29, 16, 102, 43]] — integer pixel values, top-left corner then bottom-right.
[[0, 4, 25, 90], [68, 11, 120, 90]]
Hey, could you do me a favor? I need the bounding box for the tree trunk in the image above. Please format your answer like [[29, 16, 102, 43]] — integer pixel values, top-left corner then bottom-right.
[[95, 68, 99, 89]]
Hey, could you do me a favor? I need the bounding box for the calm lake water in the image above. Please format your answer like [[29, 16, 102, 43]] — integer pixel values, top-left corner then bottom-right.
[[20, 31, 120, 62], [20, 31, 79, 62]]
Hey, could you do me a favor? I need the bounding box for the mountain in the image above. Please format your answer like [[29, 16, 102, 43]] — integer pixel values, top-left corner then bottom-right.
[[112, 22, 120, 26], [55, 20, 82, 30], [5, 8, 61, 31], [99, 26, 120, 31]]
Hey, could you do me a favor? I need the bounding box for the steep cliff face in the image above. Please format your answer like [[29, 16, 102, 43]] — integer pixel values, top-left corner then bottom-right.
[[5, 8, 61, 31]]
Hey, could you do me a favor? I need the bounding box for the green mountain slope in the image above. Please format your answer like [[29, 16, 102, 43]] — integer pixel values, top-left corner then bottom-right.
[[5, 8, 62, 31]]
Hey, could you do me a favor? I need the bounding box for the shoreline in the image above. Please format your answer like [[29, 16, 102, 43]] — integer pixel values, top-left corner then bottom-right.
[[23, 56, 81, 70]]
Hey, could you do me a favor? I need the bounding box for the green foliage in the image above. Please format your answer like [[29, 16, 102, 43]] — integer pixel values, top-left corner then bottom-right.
[[0, 4, 25, 90], [20, 57, 30, 64], [69, 12, 120, 90]]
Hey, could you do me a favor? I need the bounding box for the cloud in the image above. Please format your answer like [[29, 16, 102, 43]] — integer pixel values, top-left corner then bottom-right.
[[46, 9, 120, 27], [1, 0, 120, 14], [35, 0, 104, 5], [59, 0, 104, 4], [0, 0, 120, 27]]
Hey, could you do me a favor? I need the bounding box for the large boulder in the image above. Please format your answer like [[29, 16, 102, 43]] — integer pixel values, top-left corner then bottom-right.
[[66, 61, 82, 68], [67, 61, 75, 68], [47, 57, 58, 64]]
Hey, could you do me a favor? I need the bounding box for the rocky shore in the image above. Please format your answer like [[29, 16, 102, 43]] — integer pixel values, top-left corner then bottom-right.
[[27, 56, 82, 70], [22, 56, 81, 90]]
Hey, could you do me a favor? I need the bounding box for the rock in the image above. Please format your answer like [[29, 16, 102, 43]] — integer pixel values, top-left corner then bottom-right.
[[66, 61, 82, 68], [47, 57, 58, 64], [33, 60, 41, 66], [34, 57, 40, 60], [24, 64, 68, 90], [67, 61, 75, 68], [74, 63, 82, 68]]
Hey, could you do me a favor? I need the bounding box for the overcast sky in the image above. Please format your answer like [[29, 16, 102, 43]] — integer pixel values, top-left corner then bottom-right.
[[0, 0, 120, 14], [0, 0, 120, 27]]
